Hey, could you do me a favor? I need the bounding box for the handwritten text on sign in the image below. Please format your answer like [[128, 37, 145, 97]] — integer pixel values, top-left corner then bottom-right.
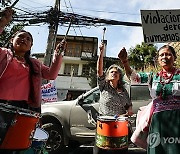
[[141, 9, 180, 43]]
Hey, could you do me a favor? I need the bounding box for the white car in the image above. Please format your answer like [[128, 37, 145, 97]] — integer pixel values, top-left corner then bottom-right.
[[41, 84, 151, 154]]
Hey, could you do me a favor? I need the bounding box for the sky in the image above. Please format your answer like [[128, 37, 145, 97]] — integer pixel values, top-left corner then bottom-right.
[[12, 0, 180, 57]]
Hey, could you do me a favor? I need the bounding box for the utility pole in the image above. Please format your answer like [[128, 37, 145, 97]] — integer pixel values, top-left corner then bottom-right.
[[44, 0, 60, 66], [43, 0, 60, 83]]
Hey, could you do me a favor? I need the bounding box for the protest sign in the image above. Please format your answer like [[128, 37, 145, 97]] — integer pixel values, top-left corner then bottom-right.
[[41, 80, 58, 103], [141, 9, 180, 43]]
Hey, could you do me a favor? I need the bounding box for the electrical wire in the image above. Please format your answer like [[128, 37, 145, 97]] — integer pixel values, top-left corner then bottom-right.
[[61, 6, 140, 16], [67, 0, 83, 37], [63, 0, 77, 36], [7, 1, 142, 28]]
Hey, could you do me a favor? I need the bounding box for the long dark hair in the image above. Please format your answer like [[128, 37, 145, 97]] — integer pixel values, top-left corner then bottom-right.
[[8, 30, 36, 75], [8, 30, 38, 104]]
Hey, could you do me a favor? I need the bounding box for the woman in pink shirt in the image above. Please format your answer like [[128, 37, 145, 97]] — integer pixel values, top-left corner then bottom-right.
[[0, 7, 66, 154]]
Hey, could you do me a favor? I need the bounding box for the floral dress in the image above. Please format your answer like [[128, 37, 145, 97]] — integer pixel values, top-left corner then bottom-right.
[[130, 68, 180, 154]]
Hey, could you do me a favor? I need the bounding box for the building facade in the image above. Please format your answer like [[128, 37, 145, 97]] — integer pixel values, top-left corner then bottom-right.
[[33, 35, 99, 100]]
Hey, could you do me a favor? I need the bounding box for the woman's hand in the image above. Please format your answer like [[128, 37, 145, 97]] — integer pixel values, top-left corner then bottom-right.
[[127, 106, 133, 116], [0, 7, 14, 29], [55, 39, 67, 55], [118, 47, 128, 63], [99, 41, 105, 53]]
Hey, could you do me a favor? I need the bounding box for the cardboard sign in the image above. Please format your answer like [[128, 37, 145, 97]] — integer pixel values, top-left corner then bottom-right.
[[141, 9, 180, 43]]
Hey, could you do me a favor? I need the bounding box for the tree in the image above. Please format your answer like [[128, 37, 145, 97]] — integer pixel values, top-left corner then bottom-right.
[[0, 23, 24, 47], [128, 42, 158, 71], [0, 4, 24, 47]]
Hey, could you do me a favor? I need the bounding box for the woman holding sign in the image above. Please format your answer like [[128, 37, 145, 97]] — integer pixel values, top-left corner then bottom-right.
[[0, 7, 66, 153], [118, 45, 180, 154]]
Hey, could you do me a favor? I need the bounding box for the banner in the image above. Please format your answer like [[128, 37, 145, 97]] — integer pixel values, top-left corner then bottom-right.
[[141, 9, 180, 43], [41, 80, 58, 103]]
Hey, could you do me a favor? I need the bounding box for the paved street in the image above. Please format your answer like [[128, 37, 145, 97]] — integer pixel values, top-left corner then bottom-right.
[[67, 144, 147, 154]]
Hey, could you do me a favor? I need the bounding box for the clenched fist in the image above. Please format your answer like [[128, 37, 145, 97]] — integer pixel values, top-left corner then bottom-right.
[[118, 47, 128, 62], [0, 7, 14, 29], [55, 39, 67, 55]]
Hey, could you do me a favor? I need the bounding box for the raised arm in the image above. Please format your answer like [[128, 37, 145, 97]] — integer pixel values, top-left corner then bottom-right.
[[41, 39, 67, 80], [97, 42, 104, 77], [118, 47, 132, 78]]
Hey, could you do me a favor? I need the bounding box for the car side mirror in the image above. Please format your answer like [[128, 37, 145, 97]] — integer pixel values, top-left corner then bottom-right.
[[78, 95, 84, 105], [93, 93, 100, 102]]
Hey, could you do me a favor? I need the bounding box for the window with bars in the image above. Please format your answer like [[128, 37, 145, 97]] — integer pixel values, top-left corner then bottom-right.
[[65, 43, 81, 57], [64, 64, 79, 76], [83, 43, 93, 53], [82, 64, 90, 76]]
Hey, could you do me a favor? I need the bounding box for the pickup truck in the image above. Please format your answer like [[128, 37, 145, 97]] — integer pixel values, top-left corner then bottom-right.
[[41, 84, 151, 154]]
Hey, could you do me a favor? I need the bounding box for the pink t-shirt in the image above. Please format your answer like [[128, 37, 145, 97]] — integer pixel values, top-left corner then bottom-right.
[[0, 57, 30, 101]]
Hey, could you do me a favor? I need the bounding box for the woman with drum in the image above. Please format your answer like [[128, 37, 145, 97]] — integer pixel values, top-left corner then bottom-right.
[[93, 41, 133, 154], [0, 7, 66, 154], [118, 46, 180, 154]]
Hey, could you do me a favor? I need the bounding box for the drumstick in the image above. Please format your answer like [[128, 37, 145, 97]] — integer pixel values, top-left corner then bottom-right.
[[102, 27, 106, 42], [114, 113, 128, 118], [63, 17, 73, 41], [57, 17, 72, 53], [119, 113, 128, 117]]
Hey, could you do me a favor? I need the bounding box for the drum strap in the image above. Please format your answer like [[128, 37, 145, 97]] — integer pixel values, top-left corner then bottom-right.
[[0, 100, 41, 113], [0, 100, 28, 108]]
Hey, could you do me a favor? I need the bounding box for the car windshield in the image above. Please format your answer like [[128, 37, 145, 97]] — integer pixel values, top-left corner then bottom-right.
[[131, 85, 151, 101], [83, 89, 100, 104]]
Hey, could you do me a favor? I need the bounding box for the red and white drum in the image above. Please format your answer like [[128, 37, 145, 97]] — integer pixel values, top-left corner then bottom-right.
[[0, 103, 40, 149], [95, 116, 128, 149]]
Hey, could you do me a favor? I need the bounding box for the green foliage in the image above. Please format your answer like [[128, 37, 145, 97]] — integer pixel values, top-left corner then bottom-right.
[[128, 42, 180, 72], [0, 23, 24, 47], [128, 42, 158, 71], [0, 4, 24, 46], [86, 42, 179, 88], [87, 61, 97, 88]]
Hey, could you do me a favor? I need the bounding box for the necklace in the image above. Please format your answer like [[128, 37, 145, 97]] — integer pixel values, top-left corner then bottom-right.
[[159, 68, 176, 85], [14, 54, 25, 60], [14, 54, 27, 66]]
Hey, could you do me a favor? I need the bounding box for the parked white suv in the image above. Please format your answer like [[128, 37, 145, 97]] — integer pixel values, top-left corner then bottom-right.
[[41, 84, 151, 154]]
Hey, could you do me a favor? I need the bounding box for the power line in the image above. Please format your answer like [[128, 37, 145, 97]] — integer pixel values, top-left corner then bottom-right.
[[67, 0, 83, 36], [13, 9, 142, 27]]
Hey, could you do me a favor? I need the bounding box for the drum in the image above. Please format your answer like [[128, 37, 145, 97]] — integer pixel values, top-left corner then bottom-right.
[[32, 127, 49, 147], [95, 116, 128, 149], [0, 103, 40, 149], [18, 128, 49, 154]]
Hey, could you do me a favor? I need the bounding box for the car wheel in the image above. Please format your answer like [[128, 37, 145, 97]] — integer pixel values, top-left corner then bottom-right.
[[42, 123, 65, 154]]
